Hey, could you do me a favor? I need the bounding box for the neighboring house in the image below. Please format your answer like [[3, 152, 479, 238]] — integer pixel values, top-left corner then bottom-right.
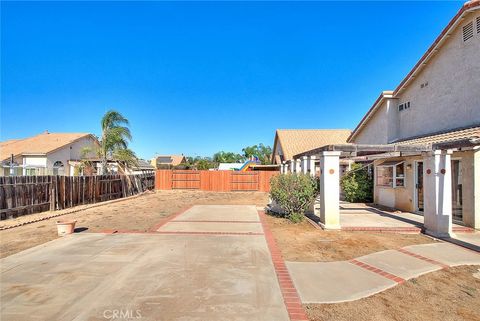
[[127, 159, 156, 175], [272, 129, 352, 176], [0, 131, 100, 176], [150, 155, 186, 169], [272, 129, 352, 165], [348, 1, 480, 228]]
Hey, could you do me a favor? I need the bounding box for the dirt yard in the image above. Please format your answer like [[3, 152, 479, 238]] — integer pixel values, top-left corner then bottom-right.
[[306, 265, 480, 321], [264, 214, 437, 261], [0, 190, 269, 258]]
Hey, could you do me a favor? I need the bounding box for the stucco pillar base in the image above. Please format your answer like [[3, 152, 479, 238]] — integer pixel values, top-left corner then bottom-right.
[[423, 150, 454, 238], [319, 151, 341, 230], [301, 156, 309, 174], [309, 156, 317, 177]]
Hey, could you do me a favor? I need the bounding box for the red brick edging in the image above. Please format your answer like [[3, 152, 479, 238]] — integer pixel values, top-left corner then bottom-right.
[[156, 231, 263, 236], [350, 259, 405, 283], [397, 248, 450, 268], [258, 210, 309, 321], [341, 226, 421, 234], [172, 220, 261, 223], [149, 205, 195, 232]]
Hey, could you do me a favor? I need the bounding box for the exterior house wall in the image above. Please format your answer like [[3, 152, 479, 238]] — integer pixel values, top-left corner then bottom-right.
[[373, 150, 477, 227], [352, 101, 389, 144], [46, 136, 99, 176], [395, 12, 480, 140]]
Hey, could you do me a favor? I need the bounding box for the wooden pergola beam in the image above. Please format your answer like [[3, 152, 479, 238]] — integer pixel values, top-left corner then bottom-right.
[[294, 143, 431, 159]]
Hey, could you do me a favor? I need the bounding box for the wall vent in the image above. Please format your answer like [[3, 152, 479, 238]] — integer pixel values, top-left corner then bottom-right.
[[477, 16, 480, 34], [463, 21, 473, 42], [398, 102, 410, 112]]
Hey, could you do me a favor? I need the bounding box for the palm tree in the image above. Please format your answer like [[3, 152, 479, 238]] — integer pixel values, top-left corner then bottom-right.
[[99, 110, 137, 174]]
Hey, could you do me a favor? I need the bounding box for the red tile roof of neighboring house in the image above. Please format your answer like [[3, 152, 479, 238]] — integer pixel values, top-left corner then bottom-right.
[[0, 132, 99, 161]]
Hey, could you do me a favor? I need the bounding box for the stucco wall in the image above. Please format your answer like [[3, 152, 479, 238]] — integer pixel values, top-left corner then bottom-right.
[[373, 150, 477, 228], [46, 136, 99, 175], [352, 12, 480, 145], [353, 101, 389, 144]]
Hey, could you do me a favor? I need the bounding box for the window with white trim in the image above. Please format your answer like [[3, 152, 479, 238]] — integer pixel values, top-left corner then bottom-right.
[[376, 161, 405, 188]]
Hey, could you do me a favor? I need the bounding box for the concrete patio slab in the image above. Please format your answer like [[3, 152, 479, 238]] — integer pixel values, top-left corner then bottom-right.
[[404, 243, 480, 266], [356, 250, 441, 279], [158, 221, 263, 233], [286, 261, 396, 303], [172, 205, 260, 222], [1, 206, 291, 321]]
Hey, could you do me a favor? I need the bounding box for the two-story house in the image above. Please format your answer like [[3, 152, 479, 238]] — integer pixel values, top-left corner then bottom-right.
[[348, 1, 480, 229]]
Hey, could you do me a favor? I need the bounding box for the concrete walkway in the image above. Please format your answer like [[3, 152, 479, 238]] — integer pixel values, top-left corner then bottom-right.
[[1, 205, 303, 321], [287, 242, 480, 304]]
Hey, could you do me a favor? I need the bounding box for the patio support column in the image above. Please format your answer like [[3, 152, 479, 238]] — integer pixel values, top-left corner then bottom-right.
[[280, 162, 286, 174], [423, 150, 453, 238], [295, 159, 301, 173], [289, 160, 295, 173], [309, 156, 316, 177], [301, 156, 309, 174], [319, 151, 341, 229]]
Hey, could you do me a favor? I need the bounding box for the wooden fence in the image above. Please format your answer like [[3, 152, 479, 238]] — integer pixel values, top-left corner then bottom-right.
[[155, 170, 278, 192], [0, 173, 155, 220]]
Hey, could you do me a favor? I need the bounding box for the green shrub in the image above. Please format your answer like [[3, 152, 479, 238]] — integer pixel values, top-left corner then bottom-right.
[[340, 163, 373, 203], [269, 173, 319, 223]]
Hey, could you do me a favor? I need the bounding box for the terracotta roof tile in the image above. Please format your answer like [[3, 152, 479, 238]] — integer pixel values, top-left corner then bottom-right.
[[392, 126, 480, 146], [0, 132, 95, 161], [153, 155, 186, 166], [274, 129, 351, 162]]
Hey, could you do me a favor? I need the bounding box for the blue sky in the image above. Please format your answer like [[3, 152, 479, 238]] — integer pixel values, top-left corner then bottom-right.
[[1, 1, 463, 159]]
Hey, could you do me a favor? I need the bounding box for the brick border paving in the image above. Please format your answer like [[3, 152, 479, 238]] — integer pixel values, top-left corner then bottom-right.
[[149, 205, 195, 232], [172, 220, 260, 223], [350, 259, 405, 283], [397, 248, 450, 268], [155, 231, 264, 236], [342, 226, 421, 233], [258, 210, 309, 321]]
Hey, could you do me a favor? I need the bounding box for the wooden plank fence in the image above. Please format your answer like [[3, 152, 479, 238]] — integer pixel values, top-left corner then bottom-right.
[[155, 170, 278, 192], [0, 173, 155, 220]]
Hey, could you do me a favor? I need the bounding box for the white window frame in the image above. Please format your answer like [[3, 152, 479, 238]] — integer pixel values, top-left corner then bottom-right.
[[376, 161, 405, 188]]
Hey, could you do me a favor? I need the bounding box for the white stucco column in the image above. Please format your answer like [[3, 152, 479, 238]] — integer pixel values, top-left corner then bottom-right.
[[280, 162, 286, 174], [319, 151, 341, 229], [289, 160, 295, 173], [423, 150, 453, 238], [294, 159, 301, 173], [309, 156, 316, 177], [301, 156, 309, 174]]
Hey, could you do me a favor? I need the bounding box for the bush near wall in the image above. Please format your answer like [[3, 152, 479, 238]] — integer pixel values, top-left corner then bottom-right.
[[269, 173, 319, 223], [340, 163, 373, 203]]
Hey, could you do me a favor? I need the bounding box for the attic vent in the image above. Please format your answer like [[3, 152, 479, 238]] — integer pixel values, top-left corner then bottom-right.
[[477, 16, 480, 34], [463, 21, 473, 41]]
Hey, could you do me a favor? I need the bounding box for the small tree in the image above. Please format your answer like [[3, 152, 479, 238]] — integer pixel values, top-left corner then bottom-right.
[[269, 173, 319, 223], [340, 163, 373, 203]]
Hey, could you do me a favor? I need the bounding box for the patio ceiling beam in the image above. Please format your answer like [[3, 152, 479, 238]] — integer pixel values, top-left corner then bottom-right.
[[293, 143, 431, 159]]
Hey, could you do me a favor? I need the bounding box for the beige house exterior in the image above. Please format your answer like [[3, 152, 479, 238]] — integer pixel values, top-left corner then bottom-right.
[[348, 1, 480, 229], [150, 155, 186, 169], [0, 131, 100, 176]]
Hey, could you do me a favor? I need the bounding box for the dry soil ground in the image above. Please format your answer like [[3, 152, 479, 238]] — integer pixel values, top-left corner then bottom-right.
[[264, 214, 480, 321], [0, 190, 269, 258], [2, 192, 479, 321], [264, 214, 437, 261], [305, 265, 480, 321]]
